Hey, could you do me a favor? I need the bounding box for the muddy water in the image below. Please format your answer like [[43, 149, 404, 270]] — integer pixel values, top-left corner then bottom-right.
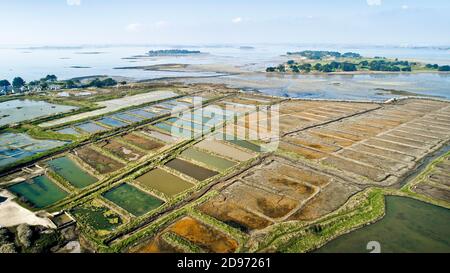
[[103, 183, 164, 216], [165, 158, 218, 181], [47, 156, 98, 189], [8, 175, 68, 208], [135, 168, 194, 197], [181, 148, 236, 172], [316, 196, 450, 253]]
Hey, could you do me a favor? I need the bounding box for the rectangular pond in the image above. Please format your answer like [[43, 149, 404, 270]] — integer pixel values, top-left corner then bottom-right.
[[226, 138, 262, 153], [75, 122, 108, 134], [97, 117, 129, 128], [56, 127, 81, 136], [181, 148, 236, 172], [113, 112, 144, 123], [71, 200, 123, 232], [0, 99, 78, 126], [8, 175, 68, 208], [127, 109, 157, 119], [103, 183, 164, 216], [47, 156, 98, 188], [0, 133, 69, 169], [135, 168, 194, 197], [165, 158, 219, 181]]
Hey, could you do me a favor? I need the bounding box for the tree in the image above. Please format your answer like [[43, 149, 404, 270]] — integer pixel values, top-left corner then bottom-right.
[[291, 66, 300, 73], [0, 80, 11, 87], [276, 64, 286, 72], [401, 67, 412, 72], [342, 63, 357, 72], [438, 65, 450, 71], [42, 75, 57, 82], [12, 77, 25, 89], [64, 80, 77, 89], [359, 60, 369, 67], [287, 60, 295, 65], [321, 64, 333, 73], [102, 78, 117, 87], [313, 63, 322, 71]]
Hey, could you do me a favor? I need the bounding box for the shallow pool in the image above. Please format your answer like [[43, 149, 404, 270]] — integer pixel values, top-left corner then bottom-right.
[[165, 158, 219, 181], [47, 156, 98, 188], [8, 175, 68, 208], [0, 99, 78, 126], [181, 148, 236, 171], [75, 122, 108, 133], [97, 117, 128, 128], [135, 168, 194, 197], [103, 183, 164, 216]]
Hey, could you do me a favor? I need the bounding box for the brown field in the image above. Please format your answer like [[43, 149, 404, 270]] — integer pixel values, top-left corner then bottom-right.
[[219, 183, 298, 220], [98, 139, 144, 161], [132, 236, 185, 253], [168, 217, 239, 253], [282, 136, 341, 153], [279, 141, 327, 160], [322, 156, 388, 182], [75, 147, 125, 174], [275, 100, 378, 134], [120, 133, 165, 151], [240, 159, 325, 201], [279, 99, 450, 185], [198, 196, 273, 232], [288, 181, 362, 221]]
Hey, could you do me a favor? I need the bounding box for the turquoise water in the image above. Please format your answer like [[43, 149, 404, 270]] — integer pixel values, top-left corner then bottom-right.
[[47, 156, 98, 189], [8, 175, 68, 208], [317, 196, 450, 253]]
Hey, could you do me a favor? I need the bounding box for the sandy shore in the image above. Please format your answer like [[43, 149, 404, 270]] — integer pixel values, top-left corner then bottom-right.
[[0, 190, 54, 228]]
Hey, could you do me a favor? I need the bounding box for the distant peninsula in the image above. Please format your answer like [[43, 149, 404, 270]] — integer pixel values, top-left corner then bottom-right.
[[267, 50, 450, 74], [147, 49, 202, 56]]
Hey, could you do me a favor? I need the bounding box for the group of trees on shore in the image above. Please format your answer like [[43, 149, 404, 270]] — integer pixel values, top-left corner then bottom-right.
[[286, 50, 361, 60], [0, 77, 27, 89], [267, 59, 450, 74], [0, 74, 121, 94]]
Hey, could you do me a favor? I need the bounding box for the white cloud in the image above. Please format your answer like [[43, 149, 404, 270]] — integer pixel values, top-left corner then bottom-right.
[[125, 23, 143, 33], [154, 21, 168, 29], [232, 17, 243, 24], [366, 0, 382, 6], [67, 0, 81, 6], [401, 5, 409, 10]]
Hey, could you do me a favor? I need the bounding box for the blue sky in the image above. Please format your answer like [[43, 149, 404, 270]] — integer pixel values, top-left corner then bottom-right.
[[0, 0, 449, 45]]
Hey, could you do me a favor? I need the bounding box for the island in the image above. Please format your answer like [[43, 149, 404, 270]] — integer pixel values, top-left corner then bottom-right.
[[147, 49, 202, 57], [266, 50, 450, 73]]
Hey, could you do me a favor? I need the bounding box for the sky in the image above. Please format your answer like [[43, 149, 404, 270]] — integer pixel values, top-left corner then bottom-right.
[[0, 0, 449, 46]]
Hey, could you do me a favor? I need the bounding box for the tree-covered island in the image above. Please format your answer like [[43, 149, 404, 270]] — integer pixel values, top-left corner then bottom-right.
[[266, 50, 450, 73]]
